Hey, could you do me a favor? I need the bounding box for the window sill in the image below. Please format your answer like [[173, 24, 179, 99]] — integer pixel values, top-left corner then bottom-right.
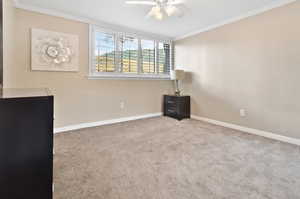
[[88, 73, 171, 80]]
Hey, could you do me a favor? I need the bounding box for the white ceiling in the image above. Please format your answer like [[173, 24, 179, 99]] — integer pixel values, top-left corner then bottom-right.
[[17, 0, 295, 39]]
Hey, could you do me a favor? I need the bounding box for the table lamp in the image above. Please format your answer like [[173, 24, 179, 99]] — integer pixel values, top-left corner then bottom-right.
[[170, 69, 185, 96]]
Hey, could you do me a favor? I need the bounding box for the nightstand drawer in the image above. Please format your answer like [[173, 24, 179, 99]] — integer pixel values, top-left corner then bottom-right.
[[164, 95, 177, 102], [166, 108, 177, 114], [165, 100, 177, 110], [166, 100, 176, 105]]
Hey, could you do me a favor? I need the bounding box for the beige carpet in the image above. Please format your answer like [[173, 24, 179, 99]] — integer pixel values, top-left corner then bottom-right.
[[54, 117, 300, 199]]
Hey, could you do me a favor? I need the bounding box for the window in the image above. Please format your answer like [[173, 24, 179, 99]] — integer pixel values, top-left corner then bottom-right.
[[94, 32, 116, 72], [89, 25, 172, 79], [141, 39, 156, 74], [119, 36, 139, 73], [158, 42, 171, 74]]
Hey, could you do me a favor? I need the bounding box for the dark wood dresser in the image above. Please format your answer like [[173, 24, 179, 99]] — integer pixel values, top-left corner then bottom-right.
[[0, 88, 53, 199], [163, 95, 190, 120]]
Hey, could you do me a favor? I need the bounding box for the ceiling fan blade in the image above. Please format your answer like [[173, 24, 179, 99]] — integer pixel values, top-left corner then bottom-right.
[[168, 0, 185, 5], [126, 1, 156, 5]]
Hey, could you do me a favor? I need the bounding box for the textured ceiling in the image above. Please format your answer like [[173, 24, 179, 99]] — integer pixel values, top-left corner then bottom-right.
[[17, 0, 294, 39]]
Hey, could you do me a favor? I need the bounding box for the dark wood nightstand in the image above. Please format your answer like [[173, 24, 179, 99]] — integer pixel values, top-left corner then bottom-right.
[[163, 95, 191, 120]]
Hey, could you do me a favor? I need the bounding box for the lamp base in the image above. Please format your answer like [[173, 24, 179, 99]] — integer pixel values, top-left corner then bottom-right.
[[174, 91, 181, 96]]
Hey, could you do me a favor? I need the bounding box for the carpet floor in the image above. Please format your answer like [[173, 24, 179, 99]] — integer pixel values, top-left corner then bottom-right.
[[54, 117, 300, 199]]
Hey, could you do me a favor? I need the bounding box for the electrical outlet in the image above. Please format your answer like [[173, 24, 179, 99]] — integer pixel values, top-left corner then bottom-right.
[[240, 109, 246, 117], [120, 101, 125, 109]]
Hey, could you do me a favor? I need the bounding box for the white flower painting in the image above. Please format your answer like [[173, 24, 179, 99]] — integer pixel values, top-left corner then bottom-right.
[[31, 28, 79, 72]]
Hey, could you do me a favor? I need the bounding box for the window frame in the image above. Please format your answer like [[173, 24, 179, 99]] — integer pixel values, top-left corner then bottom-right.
[[89, 25, 172, 80]]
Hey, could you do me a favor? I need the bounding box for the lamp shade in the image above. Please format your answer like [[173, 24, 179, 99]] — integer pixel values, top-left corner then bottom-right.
[[170, 69, 185, 80]]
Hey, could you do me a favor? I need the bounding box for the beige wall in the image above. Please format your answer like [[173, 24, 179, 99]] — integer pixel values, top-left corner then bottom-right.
[[3, 0, 16, 87], [5, 8, 173, 128], [175, 1, 300, 139]]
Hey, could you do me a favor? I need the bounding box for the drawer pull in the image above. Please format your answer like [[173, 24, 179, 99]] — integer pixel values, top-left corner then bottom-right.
[[167, 101, 175, 104], [167, 109, 176, 113]]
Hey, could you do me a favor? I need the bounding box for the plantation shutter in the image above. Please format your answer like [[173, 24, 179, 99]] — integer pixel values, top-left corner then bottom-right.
[[141, 39, 156, 74], [158, 42, 171, 74], [91, 25, 173, 77], [119, 36, 139, 73], [94, 31, 116, 72]]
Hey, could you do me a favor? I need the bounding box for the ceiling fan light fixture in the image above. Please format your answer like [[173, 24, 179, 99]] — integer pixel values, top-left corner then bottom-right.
[[154, 10, 164, 20], [165, 5, 177, 16], [148, 6, 161, 17], [153, 6, 161, 14], [126, 0, 184, 20]]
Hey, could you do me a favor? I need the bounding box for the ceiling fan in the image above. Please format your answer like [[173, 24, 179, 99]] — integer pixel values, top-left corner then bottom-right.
[[125, 0, 185, 20]]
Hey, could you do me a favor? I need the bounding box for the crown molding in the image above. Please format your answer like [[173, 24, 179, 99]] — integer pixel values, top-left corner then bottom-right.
[[13, 0, 172, 41], [13, 0, 298, 41], [175, 0, 297, 41]]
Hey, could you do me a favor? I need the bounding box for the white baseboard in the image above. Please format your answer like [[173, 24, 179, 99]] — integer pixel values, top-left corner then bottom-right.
[[54, 112, 162, 134], [191, 115, 300, 146], [54, 113, 300, 146]]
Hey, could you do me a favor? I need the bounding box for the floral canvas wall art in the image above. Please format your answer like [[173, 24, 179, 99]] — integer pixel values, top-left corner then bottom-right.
[[31, 28, 79, 72]]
